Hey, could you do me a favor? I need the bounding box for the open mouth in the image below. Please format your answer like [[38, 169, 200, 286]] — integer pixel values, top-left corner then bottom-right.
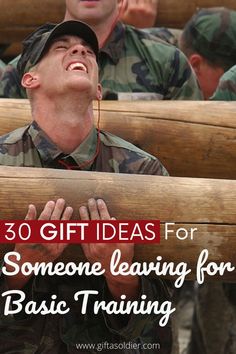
[[66, 62, 88, 73]]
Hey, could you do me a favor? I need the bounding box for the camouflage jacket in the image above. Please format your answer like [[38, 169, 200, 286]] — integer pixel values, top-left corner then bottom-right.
[[0, 59, 6, 80], [0, 273, 173, 354], [0, 22, 202, 100], [187, 283, 236, 354], [0, 122, 168, 175], [0, 123, 172, 354], [210, 65, 236, 101]]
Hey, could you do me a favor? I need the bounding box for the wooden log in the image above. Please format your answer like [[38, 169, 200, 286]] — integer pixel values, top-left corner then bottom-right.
[[0, 99, 236, 180], [0, 0, 65, 26], [0, 0, 53, 46], [0, 166, 235, 281], [0, 0, 236, 46], [157, 0, 236, 28], [0, 0, 64, 46]]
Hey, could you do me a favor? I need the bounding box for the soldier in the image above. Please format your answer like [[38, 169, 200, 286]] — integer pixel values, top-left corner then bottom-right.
[[179, 7, 236, 99], [181, 10, 236, 353], [0, 0, 201, 100], [210, 64, 236, 100], [187, 62, 236, 354], [0, 20, 175, 354]]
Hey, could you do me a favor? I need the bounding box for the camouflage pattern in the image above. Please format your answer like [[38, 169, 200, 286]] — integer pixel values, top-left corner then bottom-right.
[[0, 22, 202, 100], [0, 58, 24, 98], [0, 60, 6, 80], [0, 121, 168, 175], [0, 274, 173, 354], [91, 22, 201, 100], [181, 7, 236, 67], [187, 283, 236, 354], [143, 27, 181, 47], [210, 65, 236, 100]]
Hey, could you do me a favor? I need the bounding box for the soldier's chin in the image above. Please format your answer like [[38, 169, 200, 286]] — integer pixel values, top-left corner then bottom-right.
[[67, 79, 94, 94]]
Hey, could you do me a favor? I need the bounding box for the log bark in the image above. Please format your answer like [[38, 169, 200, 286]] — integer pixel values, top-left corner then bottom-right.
[[0, 166, 235, 280], [0, 99, 236, 179], [0, 0, 65, 45], [157, 0, 236, 28], [0, 0, 65, 26]]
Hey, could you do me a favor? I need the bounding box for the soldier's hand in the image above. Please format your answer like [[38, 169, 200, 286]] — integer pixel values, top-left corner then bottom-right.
[[6, 199, 73, 289], [17, 198, 73, 262], [119, 0, 158, 28], [25, 198, 73, 221], [79, 198, 139, 300]]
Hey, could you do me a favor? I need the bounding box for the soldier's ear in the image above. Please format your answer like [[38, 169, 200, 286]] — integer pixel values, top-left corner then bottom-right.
[[188, 54, 202, 76], [21, 72, 40, 89], [96, 83, 102, 101]]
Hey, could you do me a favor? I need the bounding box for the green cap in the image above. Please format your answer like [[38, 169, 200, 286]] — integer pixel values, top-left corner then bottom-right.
[[183, 7, 236, 63], [17, 20, 99, 79]]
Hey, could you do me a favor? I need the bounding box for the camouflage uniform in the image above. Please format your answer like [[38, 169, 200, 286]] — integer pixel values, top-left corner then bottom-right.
[[0, 122, 168, 175], [0, 22, 202, 100], [187, 283, 236, 354], [0, 59, 6, 80], [0, 273, 173, 354], [0, 122, 174, 354], [210, 65, 236, 100]]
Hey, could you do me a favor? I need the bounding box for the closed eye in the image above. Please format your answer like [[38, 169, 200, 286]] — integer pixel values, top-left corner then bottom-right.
[[86, 48, 96, 57], [50, 40, 69, 51], [55, 45, 68, 50]]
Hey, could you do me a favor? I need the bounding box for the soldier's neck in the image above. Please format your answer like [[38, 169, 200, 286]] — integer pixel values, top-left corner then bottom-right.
[[33, 98, 94, 154]]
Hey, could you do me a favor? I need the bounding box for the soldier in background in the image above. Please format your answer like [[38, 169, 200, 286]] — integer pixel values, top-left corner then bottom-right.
[[211, 64, 236, 100], [177, 9, 236, 353], [180, 10, 236, 353], [179, 7, 236, 100], [0, 0, 201, 100], [187, 62, 236, 354]]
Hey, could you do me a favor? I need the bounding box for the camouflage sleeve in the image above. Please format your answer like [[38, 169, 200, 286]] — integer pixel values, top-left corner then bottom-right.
[[139, 157, 169, 176], [0, 55, 26, 98], [0, 60, 6, 80], [165, 48, 203, 100], [143, 27, 182, 47], [210, 65, 236, 101], [103, 276, 173, 352], [0, 265, 36, 323], [0, 59, 5, 68], [141, 35, 203, 100], [0, 271, 65, 353], [188, 283, 236, 354], [123, 151, 169, 176]]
